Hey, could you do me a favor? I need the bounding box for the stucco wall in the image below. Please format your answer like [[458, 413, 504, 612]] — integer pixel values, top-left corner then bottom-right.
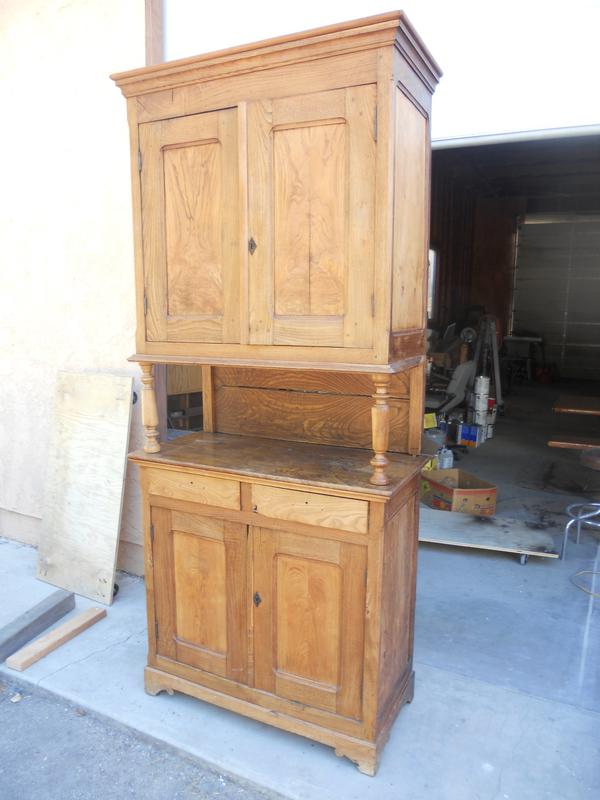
[[0, 0, 146, 573]]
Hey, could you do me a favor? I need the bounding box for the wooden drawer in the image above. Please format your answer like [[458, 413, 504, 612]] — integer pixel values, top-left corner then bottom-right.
[[251, 485, 368, 534], [145, 467, 240, 509]]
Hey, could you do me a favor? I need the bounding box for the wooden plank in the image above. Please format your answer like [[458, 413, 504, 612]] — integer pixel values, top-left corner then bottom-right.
[[36, 373, 133, 605], [419, 507, 559, 558], [0, 590, 75, 663], [548, 437, 600, 450], [553, 395, 600, 416], [6, 608, 107, 671]]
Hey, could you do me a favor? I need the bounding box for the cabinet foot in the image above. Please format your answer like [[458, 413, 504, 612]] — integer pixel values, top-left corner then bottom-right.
[[335, 743, 379, 776], [144, 667, 172, 696], [144, 678, 165, 696]]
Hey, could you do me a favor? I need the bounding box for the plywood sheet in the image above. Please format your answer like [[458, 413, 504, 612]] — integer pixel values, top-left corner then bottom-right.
[[419, 506, 559, 559], [37, 372, 133, 604]]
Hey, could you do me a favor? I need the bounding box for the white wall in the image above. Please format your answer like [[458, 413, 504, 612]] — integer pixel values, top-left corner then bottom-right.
[[165, 0, 600, 138], [0, 0, 146, 572]]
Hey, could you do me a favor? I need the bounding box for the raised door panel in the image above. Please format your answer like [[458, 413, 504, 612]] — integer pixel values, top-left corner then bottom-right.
[[150, 506, 247, 684], [253, 527, 366, 720], [248, 85, 377, 348], [139, 109, 241, 344]]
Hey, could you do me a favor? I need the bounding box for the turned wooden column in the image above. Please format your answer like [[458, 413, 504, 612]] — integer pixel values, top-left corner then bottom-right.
[[140, 363, 161, 453], [369, 374, 391, 486]]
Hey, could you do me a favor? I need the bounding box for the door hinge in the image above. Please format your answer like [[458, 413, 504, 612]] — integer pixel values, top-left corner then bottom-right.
[[137, 149, 143, 172], [374, 110, 378, 142], [144, 294, 148, 316], [364, 568, 368, 588], [150, 523, 154, 544], [371, 294, 375, 317], [155, 621, 159, 640]]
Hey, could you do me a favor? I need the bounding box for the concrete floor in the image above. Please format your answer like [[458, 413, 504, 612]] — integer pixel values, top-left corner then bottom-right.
[[1, 383, 599, 799]]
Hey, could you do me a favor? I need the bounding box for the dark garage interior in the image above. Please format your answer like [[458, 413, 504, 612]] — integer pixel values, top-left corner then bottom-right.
[[422, 126, 600, 560]]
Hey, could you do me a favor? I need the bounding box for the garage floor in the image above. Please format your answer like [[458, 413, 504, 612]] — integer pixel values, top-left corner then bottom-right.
[[1, 382, 599, 800]]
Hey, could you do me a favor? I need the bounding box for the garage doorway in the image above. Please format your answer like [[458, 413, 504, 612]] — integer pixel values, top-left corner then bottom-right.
[[512, 216, 600, 380]]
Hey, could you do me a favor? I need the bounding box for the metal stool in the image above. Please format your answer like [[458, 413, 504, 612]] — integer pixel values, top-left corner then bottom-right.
[[562, 503, 600, 559], [561, 448, 600, 559]]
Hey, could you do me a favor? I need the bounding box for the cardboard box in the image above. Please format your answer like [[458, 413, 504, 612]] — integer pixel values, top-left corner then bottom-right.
[[421, 468, 497, 516]]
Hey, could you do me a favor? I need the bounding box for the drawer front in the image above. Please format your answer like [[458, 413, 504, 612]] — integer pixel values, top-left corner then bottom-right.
[[251, 485, 368, 534], [145, 468, 240, 509]]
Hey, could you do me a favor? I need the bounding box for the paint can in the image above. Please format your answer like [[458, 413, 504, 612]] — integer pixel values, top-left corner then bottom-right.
[[475, 375, 490, 395], [438, 447, 454, 469], [473, 393, 488, 412], [473, 409, 488, 426], [486, 423, 495, 439]]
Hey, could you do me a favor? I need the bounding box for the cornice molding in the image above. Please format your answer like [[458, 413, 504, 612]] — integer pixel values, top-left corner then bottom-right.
[[111, 11, 441, 98]]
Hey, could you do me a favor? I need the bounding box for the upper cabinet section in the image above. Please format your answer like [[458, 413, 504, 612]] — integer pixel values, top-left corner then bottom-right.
[[112, 12, 441, 372]]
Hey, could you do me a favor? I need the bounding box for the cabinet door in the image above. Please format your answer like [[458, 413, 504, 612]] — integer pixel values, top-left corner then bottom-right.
[[139, 108, 241, 344], [150, 506, 248, 683], [248, 85, 377, 349], [253, 527, 367, 720]]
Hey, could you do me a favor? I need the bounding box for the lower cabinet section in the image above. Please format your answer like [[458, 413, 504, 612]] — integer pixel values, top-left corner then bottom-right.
[[142, 469, 419, 775]]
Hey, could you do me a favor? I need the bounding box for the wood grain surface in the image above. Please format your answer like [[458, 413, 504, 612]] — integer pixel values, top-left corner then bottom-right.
[[6, 608, 106, 671], [130, 432, 425, 497], [37, 372, 132, 605], [251, 484, 368, 533], [0, 590, 75, 663], [213, 386, 409, 452]]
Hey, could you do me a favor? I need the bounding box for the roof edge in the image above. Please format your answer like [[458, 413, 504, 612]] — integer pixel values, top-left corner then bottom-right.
[[432, 124, 600, 150]]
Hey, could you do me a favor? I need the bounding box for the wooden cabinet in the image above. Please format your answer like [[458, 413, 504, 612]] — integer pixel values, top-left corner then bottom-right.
[[134, 435, 423, 775], [115, 12, 440, 776], [113, 11, 440, 369]]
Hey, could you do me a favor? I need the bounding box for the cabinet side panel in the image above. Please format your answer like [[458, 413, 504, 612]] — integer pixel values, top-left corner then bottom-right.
[[376, 489, 418, 724], [391, 89, 429, 333], [407, 362, 425, 455]]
